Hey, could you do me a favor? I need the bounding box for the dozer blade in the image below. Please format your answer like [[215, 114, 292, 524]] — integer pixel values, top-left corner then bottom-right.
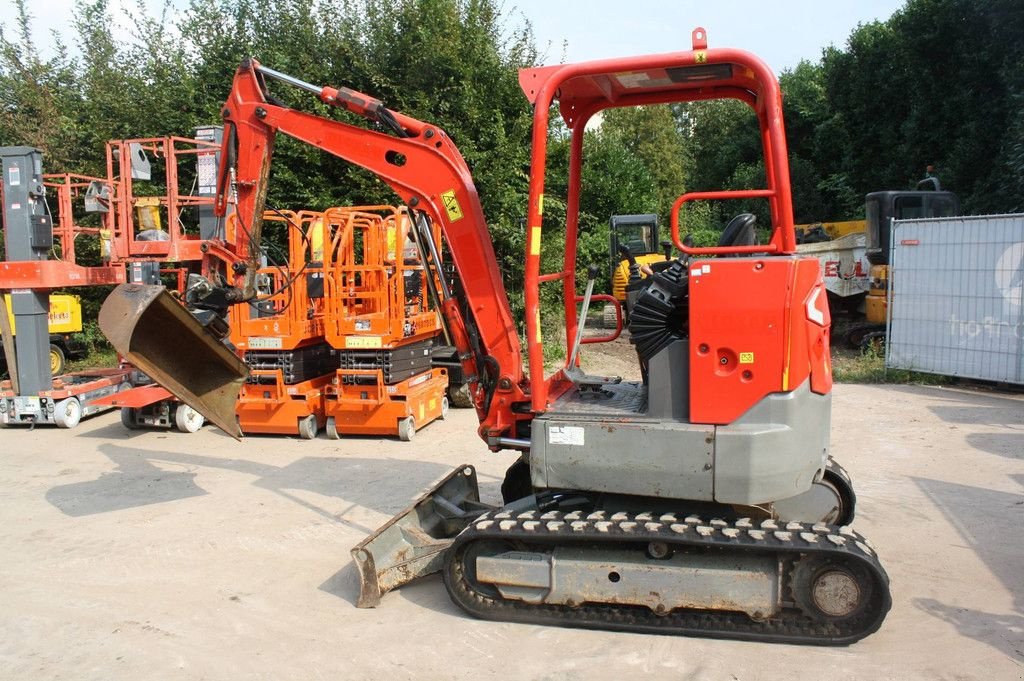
[[99, 284, 248, 439], [352, 464, 491, 608]]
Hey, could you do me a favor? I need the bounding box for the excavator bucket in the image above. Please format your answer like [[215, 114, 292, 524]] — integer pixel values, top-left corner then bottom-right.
[[99, 284, 248, 438], [352, 464, 489, 608]]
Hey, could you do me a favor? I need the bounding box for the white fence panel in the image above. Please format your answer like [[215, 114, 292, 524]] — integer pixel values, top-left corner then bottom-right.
[[885, 214, 1024, 384]]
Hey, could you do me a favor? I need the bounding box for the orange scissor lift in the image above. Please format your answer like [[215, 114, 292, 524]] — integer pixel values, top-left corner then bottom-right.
[[228, 210, 338, 438], [320, 206, 448, 441]]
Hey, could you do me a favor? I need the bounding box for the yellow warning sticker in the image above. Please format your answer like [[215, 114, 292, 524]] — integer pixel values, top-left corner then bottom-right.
[[694, 51, 707, 64], [529, 225, 542, 256], [440, 189, 464, 222], [739, 352, 755, 364], [346, 336, 383, 349]]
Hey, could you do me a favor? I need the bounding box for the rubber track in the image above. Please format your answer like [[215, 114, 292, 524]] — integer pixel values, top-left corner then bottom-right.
[[443, 510, 891, 646]]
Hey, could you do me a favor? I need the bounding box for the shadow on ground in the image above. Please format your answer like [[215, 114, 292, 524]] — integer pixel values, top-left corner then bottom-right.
[[76, 421, 236, 441], [901, 385, 1024, 427], [912, 475, 1024, 663], [45, 443, 458, 530], [965, 432, 1024, 459], [45, 446, 208, 516]]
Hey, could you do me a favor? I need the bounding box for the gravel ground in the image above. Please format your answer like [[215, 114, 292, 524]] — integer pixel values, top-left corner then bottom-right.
[[0, 382, 1021, 680]]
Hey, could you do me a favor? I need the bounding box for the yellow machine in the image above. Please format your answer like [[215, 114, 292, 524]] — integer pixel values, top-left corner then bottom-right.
[[605, 213, 672, 325], [794, 219, 866, 241], [853, 185, 960, 345], [794, 177, 961, 348], [3, 294, 85, 375]]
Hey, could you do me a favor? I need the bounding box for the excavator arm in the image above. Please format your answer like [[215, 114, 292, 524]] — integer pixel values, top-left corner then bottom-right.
[[222, 60, 529, 432], [102, 59, 530, 442]]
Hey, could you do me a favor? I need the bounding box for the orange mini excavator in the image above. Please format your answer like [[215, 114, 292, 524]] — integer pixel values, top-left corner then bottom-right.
[[100, 29, 891, 644]]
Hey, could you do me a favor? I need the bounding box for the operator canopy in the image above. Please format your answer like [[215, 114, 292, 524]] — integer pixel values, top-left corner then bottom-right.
[[518, 29, 774, 127]]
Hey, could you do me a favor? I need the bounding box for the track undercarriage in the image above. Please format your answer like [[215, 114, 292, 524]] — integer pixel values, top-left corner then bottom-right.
[[445, 508, 889, 645], [353, 458, 891, 646]]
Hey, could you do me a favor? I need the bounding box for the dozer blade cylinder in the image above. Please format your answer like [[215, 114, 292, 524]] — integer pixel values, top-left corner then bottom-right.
[[352, 464, 489, 608], [99, 284, 248, 438]]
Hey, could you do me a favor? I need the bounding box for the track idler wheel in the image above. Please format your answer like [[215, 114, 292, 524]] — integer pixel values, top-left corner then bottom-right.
[[790, 555, 875, 625], [773, 458, 856, 526]]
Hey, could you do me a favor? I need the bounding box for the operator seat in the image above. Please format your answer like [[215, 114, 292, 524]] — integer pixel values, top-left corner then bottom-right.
[[717, 213, 757, 248]]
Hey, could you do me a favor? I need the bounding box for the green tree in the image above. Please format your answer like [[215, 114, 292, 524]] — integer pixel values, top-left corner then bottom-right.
[[602, 105, 691, 224], [0, 0, 80, 167]]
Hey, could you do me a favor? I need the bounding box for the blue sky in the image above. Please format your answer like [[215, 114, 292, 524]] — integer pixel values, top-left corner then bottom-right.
[[1, 0, 906, 74], [511, 0, 907, 72]]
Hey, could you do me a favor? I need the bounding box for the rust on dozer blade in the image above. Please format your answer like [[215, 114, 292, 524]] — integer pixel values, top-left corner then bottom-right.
[[99, 284, 248, 438], [352, 464, 490, 608]]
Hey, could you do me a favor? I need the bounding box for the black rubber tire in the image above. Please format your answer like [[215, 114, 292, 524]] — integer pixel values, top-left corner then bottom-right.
[[120, 407, 140, 430], [859, 331, 886, 354]]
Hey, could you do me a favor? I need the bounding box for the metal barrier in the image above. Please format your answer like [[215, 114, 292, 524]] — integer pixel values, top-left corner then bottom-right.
[[886, 214, 1024, 384]]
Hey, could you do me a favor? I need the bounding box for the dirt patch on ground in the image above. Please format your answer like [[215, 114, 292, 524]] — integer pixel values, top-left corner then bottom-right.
[[578, 332, 642, 380]]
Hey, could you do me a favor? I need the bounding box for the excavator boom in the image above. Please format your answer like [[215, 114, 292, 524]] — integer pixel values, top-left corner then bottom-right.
[[102, 58, 530, 441]]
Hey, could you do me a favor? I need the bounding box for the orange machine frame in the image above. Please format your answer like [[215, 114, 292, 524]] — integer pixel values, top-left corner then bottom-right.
[[321, 205, 442, 349], [319, 205, 448, 439], [231, 210, 334, 437], [228, 210, 330, 351]]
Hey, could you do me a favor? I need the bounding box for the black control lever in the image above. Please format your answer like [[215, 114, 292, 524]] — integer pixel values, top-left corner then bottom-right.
[[618, 244, 642, 285]]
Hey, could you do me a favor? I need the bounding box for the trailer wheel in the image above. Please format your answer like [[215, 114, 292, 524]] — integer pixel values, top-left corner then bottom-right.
[[174, 404, 205, 433], [53, 397, 82, 429], [49, 344, 66, 376], [398, 416, 416, 442], [298, 414, 318, 440], [440, 396, 450, 420], [120, 407, 140, 430], [325, 416, 340, 440]]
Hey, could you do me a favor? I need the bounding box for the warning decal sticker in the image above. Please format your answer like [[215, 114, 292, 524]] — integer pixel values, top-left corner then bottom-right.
[[441, 189, 464, 222]]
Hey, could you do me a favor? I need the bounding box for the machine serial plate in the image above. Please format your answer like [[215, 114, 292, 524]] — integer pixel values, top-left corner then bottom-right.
[[248, 337, 283, 349], [14, 396, 41, 414], [548, 425, 585, 446]]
